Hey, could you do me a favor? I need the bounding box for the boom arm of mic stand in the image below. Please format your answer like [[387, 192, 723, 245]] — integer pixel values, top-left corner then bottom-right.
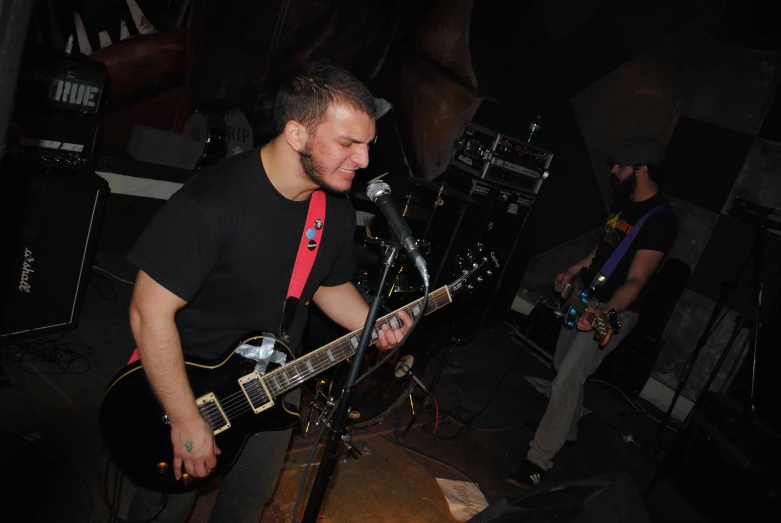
[[301, 245, 399, 523]]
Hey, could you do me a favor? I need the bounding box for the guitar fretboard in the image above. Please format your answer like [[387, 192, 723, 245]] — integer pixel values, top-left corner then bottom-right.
[[261, 286, 453, 397]]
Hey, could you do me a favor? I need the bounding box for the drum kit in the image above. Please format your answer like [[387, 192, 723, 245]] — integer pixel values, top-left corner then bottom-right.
[[302, 176, 477, 438]]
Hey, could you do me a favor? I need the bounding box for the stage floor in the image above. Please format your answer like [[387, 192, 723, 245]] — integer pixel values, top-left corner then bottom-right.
[[0, 252, 704, 523]]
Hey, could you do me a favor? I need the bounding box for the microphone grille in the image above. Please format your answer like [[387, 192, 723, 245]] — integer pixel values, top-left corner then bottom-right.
[[365, 181, 391, 202]]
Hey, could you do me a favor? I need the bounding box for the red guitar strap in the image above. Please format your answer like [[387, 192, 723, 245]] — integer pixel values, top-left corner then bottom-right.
[[286, 190, 326, 300], [127, 190, 327, 364]]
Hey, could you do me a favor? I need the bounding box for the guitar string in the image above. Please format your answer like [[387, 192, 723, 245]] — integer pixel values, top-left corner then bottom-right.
[[209, 291, 448, 422], [199, 290, 450, 425], [201, 297, 437, 425]]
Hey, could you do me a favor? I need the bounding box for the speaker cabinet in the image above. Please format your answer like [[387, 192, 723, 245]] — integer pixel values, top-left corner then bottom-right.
[[428, 166, 535, 343], [0, 159, 109, 337]]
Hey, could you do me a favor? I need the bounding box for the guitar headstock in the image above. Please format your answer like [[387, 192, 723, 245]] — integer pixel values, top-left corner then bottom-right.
[[593, 310, 620, 347], [448, 243, 500, 296]]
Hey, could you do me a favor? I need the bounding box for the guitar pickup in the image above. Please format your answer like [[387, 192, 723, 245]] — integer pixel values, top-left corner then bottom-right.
[[196, 393, 231, 435], [238, 372, 275, 414]]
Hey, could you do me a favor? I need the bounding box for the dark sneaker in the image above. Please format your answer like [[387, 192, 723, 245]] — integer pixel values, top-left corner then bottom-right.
[[506, 460, 546, 489]]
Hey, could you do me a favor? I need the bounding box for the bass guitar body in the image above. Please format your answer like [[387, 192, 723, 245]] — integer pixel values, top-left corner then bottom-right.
[[553, 270, 620, 347]]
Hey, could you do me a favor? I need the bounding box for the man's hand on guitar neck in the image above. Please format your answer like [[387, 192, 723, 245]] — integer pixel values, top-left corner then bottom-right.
[[577, 306, 604, 331], [553, 271, 575, 293]]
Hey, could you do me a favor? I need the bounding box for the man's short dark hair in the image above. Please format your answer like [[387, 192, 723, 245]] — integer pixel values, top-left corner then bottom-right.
[[273, 62, 376, 137]]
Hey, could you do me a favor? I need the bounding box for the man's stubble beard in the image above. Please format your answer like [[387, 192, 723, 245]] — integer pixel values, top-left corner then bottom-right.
[[299, 143, 350, 195], [609, 171, 637, 202]]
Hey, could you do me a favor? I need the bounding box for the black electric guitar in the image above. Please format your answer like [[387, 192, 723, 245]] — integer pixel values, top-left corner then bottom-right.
[[553, 268, 620, 347], [98, 247, 498, 493]]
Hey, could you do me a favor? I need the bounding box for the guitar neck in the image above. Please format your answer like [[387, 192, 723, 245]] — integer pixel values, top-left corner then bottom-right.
[[261, 285, 453, 398]]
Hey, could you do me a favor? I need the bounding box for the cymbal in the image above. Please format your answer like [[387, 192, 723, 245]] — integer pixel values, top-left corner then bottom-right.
[[410, 178, 476, 204], [351, 190, 431, 221]]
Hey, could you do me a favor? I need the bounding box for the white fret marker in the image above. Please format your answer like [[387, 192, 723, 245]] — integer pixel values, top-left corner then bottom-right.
[[371, 329, 378, 339], [283, 371, 289, 381], [389, 316, 400, 328], [326, 349, 335, 362], [350, 337, 359, 349], [273, 376, 279, 387], [411, 304, 421, 316], [306, 360, 315, 372]]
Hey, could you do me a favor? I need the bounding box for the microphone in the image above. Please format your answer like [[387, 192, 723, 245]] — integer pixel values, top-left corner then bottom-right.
[[365, 181, 429, 284]]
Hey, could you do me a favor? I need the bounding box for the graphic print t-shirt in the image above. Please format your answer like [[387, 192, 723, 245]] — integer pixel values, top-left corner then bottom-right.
[[584, 192, 678, 311]]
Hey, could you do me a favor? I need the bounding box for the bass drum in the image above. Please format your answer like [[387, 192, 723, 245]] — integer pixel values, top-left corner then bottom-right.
[[327, 336, 430, 428], [301, 278, 431, 428]]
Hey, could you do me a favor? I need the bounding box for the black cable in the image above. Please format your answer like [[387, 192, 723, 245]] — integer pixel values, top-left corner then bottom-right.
[[354, 280, 429, 385], [0, 330, 92, 374], [444, 346, 524, 441], [90, 271, 118, 301], [98, 446, 168, 523], [292, 400, 338, 523]]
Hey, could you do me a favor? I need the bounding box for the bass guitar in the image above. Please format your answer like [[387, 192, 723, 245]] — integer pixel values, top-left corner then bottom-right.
[[553, 268, 620, 347], [99, 246, 498, 493]]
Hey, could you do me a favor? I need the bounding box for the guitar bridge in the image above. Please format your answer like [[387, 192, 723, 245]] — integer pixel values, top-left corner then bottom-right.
[[238, 372, 275, 414], [196, 393, 231, 435]]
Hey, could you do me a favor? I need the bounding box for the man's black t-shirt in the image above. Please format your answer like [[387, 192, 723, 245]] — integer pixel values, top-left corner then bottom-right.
[[126, 148, 357, 359], [584, 192, 677, 311]]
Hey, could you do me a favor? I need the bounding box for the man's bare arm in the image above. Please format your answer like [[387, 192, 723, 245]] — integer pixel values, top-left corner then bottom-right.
[[312, 282, 412, 350], [129, 270, 219, 479], [130, 270, 198, 424], [567, 246, 598, 275], [603, 249, 665, 313]]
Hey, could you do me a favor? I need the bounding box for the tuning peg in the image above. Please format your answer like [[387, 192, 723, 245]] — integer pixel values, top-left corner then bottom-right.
[[485, 269, 493, 278], [476, 276, 484, 283], [475, 242, 484, 252]]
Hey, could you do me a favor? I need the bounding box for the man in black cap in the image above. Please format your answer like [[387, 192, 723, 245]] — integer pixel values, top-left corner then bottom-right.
[[507, 136, 678, 488]]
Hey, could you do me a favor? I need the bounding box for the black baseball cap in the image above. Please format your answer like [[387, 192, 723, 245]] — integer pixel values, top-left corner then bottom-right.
[[608, 136, 665, 167]]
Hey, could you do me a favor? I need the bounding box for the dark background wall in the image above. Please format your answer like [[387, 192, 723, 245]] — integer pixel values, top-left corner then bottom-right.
[[503, 0, 781, 405], [10, 0, 781, 409]]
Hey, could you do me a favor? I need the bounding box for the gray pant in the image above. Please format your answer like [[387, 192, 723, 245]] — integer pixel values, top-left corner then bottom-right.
[[128, 391, 299, 523], [527, 308, 637, 470]]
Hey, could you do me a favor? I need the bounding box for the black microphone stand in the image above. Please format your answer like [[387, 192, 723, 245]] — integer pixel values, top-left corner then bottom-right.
[[301, 244, 399, 522]]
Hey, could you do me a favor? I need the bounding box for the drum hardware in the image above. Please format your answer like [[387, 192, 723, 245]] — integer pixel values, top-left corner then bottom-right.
[[302, 377, 331, 438], [410, 177, 477, 205], [400, 336, 462, 439]]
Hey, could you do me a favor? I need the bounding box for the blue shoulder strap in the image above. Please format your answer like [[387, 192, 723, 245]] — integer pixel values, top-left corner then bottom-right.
[[590, 203, 671, 290]]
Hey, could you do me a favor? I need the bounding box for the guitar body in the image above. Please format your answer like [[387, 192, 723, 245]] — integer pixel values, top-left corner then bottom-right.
[[99, 334, 297, 493], [98, 244, 499, 494], [558, 273, 591, 330], [554, 270, 619, 347]]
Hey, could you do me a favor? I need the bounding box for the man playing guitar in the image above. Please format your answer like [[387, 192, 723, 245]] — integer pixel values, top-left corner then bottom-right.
[[507, 136, 678, 488], [124, 63, 412, 522]]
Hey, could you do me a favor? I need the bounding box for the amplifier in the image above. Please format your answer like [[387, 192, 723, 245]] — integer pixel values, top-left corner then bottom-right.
[[428, 168, 535, 342], [3, 112, 101, 170], [2, 44, 107, 170], [451, 122, 553, 195], [0, 159, 109, 337], [13, 43, 109, 115]]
